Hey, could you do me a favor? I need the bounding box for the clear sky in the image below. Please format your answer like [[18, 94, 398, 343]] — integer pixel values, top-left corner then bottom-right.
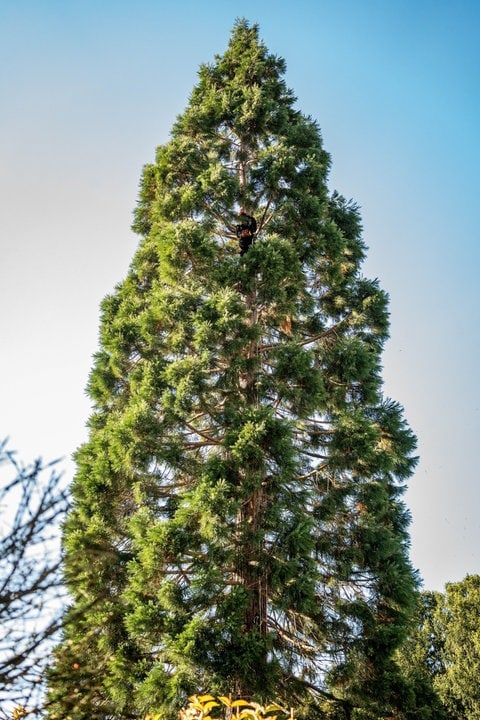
[[1, 0, 479, 592]]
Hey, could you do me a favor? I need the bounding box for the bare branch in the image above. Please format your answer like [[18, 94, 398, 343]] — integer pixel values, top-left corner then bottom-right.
[[0, 440, 69, 716]]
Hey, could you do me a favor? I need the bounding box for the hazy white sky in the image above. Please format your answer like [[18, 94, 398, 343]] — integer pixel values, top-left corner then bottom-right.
[[1, 0, 479, 591]]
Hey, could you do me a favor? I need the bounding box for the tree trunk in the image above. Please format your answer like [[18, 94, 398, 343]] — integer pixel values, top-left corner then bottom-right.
[[237, 283, 268, 657]]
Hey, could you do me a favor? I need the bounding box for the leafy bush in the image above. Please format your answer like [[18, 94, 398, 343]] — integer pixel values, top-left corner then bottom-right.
[[148, 695, 293, 720]]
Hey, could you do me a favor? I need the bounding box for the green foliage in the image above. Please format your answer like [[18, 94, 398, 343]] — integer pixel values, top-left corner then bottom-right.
[[431, 575, 480, 720], [393, 583, 480, 720], [47, 18, 418, 720]]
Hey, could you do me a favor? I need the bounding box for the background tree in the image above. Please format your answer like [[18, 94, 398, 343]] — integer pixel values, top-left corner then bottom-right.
[[0, 440, 68, 717], [394, 590, 447, 720], [394, 578, 480, 720], [431, 575, 480, 720], [47, 20, 418, 720]]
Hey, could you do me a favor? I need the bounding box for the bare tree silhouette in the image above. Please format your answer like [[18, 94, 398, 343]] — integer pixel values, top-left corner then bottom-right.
[[0, 440, 69, 716]]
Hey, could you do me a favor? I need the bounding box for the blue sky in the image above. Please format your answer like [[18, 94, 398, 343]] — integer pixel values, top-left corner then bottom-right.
[[1, 0, 479, 591]]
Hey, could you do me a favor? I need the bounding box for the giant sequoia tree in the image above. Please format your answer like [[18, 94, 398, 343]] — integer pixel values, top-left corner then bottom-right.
[[48, 21, 418, 720]]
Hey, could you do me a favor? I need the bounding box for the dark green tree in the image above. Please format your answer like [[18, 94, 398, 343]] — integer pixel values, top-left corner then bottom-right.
[[47, 20, 418, 720]]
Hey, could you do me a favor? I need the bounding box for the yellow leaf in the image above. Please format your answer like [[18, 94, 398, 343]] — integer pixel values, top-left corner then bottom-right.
[[218, 697, 233, 708], [231, 700, 251, 708], [198, 696, 216, 703], [13, 708, 27, 720]]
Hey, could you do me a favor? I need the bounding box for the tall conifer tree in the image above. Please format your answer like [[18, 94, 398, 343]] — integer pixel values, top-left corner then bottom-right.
[[48, 20, 418, 720]]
